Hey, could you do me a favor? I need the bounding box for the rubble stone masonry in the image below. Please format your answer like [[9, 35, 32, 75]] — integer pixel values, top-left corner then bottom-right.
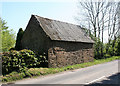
[[48, 41, 94, 68]]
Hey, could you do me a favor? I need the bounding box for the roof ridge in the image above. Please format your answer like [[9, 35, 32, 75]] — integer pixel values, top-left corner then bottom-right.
[[33, 14, 81, 28]]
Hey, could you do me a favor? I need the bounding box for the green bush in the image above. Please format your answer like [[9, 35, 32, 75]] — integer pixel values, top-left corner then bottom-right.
[[104, 54, 111, 58], [2, 49, 47, 75], [2, 72, 26, 82], [116, 38, 120, 56]]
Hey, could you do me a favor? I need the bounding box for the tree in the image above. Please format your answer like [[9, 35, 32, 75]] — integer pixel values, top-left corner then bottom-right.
[[15, 28, 24, 50], [0, 18, 15, 52], [77, 0, 120, 58]]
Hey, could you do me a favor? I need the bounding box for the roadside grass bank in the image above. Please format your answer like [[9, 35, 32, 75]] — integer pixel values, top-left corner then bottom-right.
[[2, 56, 120, 83]]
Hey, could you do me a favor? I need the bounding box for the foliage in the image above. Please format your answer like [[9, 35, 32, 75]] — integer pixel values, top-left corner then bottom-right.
[[116, 38, 120, 56], [0, 18, 15, 52], [83, 28, 105, 59], [104, 54, 111, 58], [2, 56, 120, 82], [2, 49, 47, 75], [88, 30, 120, 59], [104, 37, 120, 57], [15, 28, 24, 50], [2, 72, 26, 82], [94, 38, 104, 59], [94, 37, 120, 59], [81, 25, 120, 59]]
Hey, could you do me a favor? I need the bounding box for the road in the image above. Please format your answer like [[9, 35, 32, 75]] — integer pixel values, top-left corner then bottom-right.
[[3, 60, 120, 85]]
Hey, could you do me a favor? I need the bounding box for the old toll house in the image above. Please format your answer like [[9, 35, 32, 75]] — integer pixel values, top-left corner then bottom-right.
[[21, 15, 95, 68]]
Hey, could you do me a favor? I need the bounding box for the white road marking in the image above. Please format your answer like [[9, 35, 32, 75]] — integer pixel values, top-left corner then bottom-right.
[[85, 76, 105, 84]]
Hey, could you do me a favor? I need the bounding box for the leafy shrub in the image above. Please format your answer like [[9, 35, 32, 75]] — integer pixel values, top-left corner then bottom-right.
[[20, 49, 38, 68], [116, 38, 120, 56], [2, 49, 47, 75], [2, 72, 26, 82], [2, 77, 8, 82], [104, 54, 111, 58]]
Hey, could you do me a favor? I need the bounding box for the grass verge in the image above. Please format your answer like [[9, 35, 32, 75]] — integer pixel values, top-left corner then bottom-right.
[[2, 56, 120, 83]]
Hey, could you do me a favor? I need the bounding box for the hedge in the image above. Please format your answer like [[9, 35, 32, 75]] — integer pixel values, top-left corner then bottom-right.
[[2, 49, 48, 75]]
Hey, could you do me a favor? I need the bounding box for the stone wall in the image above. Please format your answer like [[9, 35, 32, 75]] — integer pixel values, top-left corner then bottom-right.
[[48, 41, 94, 68]]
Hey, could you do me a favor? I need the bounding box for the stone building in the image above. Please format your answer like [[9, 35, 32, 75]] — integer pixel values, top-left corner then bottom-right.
[[21, 15, 95, 68]]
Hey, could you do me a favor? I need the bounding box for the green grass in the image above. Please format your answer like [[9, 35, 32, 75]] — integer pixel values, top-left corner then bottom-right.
[[2, 56, 120, 83]]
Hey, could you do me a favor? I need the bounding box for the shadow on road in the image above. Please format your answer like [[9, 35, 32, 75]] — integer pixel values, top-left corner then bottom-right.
[[86, 73, 120, 86]]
